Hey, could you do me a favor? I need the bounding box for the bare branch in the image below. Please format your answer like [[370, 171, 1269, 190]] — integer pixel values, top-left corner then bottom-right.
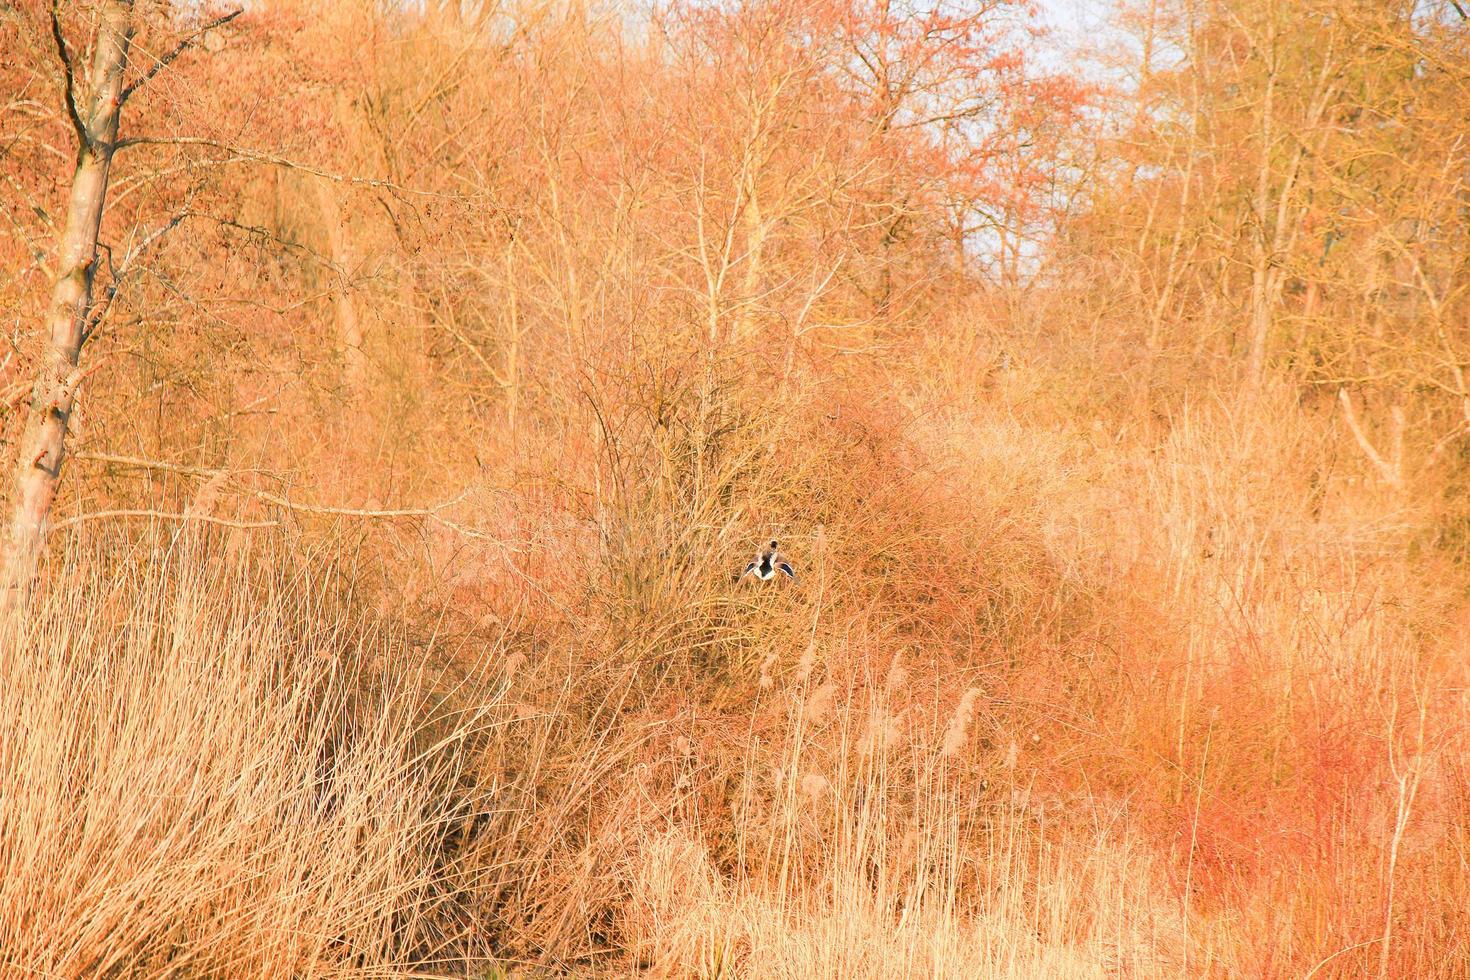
[[439, 314, 511, 387], [83, 200, 195, 345], [111, 136, 442, 198], [1426, 422, 1469, 466], [1338, 389, 1403, 488], [71, 451, 223, 478], [49, 1, 87, 147], [70, 451, 488, 525], [250, 486, 475, 521], [52, 509, 278, 531], [120, 9, 244, 106]]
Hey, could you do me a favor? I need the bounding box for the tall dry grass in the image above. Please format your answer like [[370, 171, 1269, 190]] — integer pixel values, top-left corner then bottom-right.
[[0, 535, 504, 977]]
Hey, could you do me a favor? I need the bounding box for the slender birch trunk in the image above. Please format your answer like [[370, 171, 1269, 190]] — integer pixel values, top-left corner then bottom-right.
[[2, 1, 134, 595]]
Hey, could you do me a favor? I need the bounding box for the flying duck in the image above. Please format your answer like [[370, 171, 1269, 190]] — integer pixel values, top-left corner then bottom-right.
[[742, 539, 795, 581]]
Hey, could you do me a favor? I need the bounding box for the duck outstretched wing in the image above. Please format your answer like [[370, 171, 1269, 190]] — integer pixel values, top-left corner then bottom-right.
[[776, 561, 796, 580]]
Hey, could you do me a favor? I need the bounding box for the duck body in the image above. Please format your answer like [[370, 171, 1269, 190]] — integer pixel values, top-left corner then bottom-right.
[[743, 539, 795, 581]]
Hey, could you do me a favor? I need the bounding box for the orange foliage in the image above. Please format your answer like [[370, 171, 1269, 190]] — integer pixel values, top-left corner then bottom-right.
[[2, 0, 1469, 977]]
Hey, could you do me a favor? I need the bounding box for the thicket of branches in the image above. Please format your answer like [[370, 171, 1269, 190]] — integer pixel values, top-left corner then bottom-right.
[[2, 0, 1469, 977]]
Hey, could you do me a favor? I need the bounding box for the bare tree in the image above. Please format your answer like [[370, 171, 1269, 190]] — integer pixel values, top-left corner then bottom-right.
[[1, 1, 238, 597]]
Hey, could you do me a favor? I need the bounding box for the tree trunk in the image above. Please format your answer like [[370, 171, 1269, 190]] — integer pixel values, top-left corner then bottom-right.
[[2, 1, 134, 596], [1243, 15, 1336, 399], [734, 172, 767, 342], [1243, 30, 1278, 396], [314, 177, 369, 397]]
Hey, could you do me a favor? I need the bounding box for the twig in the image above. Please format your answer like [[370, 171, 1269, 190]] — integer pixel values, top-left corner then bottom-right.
[[438, 314, 510, 387], [0, 320, 19, 380], [55, 455, 585, 614], [65, 451, 567, 608], [72, 451, 225, 478], [52, 509, 278, 531], [111, 137, 443, 198], [2, 382, 31, 411], [1302, 939, 1383, 980], [84, 200, 195, 344], [120, 9, 244, 106], [1425, 422, 1468, 466]]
